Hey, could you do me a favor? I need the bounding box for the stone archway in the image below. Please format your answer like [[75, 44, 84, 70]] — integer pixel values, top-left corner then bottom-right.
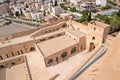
[[89, 42, 95, 51], [30, 47, 35, 52], [0, 55, 3, 60], [61, 52, 67, 60], [11, 62, 15, 66], [0, 65, 5, 69]]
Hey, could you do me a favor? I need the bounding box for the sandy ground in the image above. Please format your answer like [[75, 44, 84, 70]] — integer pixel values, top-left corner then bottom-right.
[[25, 50, 90, 80], [25, 51, 56, 80], [47, 50, 89, 80], [0, 49, 90, 80], [76, 33, 120, 80]]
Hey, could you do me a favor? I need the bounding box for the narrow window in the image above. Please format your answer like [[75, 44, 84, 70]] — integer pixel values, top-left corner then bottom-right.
[[57, 34, 61, 37], [45, 31, 47, 33], [47, 59, 53, 64], [61, 51, 67, 60], [0, 55, 3, 60], [20, 50, 23, 54], [92, 36, 95, 40], [11, 62, 15, 66], [71, 47, 76, 54], [11, 52, 14, 56], [49, 30, 51, 32], [81, 45, 82, 50], [40, 38, 46, 42], [6, 54, 9, 58], [17, 51, 20, 55]]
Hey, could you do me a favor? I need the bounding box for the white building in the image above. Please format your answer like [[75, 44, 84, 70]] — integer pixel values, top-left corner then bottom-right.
[[60, 12, 82, 20], [34, 0, 42, 3], [41, 4, 49, 10], [76, 1, 96, 11], [70, 0, 82, 5], [96, 0, 107, 7], [44, 0, 51, 4], [31, 11, 44, 20], [51, 6, 63, 15]]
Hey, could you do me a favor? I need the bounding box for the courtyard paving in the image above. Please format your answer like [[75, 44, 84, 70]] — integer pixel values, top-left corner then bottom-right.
[[25, 50, 90, 80], [0, 62, 30, 80], [46, 50, 89, 80]]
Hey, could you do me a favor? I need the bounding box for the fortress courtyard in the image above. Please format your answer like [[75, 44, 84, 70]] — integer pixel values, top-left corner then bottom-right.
[[0, 18, 119, 80]]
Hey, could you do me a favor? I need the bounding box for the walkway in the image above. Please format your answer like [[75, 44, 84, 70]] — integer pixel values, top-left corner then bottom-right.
[[25, 51, 56, 80], [47, 50, 89, 80], [64, 44, 107, 80]]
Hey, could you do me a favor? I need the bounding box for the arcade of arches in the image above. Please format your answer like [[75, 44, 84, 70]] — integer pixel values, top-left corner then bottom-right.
[[0, 46, 36, 69], [0, 56, 25, 69], [0, 46, 36, 61]]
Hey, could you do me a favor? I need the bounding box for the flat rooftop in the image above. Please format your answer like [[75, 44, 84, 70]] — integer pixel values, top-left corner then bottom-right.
[[25, 51, 57, 80], [25, 48, 89, 80], [0, 22, 36, 36], [64, 28, 85, 38], [0, 62, 30, 80], [89, 21, 110, 28], [37, 35, 78, 57], [0, 36, 33, 48]]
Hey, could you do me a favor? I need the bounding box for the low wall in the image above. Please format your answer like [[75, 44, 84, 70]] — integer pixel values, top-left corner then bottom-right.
[[0, 55, 25, 68]]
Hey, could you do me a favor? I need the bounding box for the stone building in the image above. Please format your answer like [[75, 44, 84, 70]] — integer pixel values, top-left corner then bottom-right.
[[0, 18, 109, 68]]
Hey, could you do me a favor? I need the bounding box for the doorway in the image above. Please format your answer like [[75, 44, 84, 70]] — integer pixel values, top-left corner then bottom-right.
[[89, 42, 95, 51], [56, 57, 59, 63]]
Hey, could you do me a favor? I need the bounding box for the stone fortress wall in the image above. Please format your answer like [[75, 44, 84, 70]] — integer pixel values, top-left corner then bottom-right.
[[0, 55, 25, 69], [0, 19, 110, 68]]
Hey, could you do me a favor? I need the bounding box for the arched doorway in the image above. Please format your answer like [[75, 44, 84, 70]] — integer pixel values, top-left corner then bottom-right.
[[89, 42, 95, 51], [61, 52, 67, 60], [30, 47, 35, 52], [11, 62, 15, 66], [56, 57, 59, 63], [0, 65, 5, 69], [0, 55, 3, 60]]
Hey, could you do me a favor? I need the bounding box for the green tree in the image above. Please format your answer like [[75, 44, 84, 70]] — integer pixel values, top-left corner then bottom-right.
[[78, 16, 88, 23], [110, 17, 120, 32], [104, 17, 110, 24], [79, 10, 89, 16], [70, 7, 76, 12], [107, 0, 117, 6], [91, 9, 98, 13], [117, 10, 120, 17], [60, 3, 67, 10], [111, 12, 117, 17], [101, 6, 111, 10]]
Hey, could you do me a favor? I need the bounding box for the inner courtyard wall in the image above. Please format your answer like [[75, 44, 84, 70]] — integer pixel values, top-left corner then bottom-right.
[[0, 41, 36, 60], [0, 28, 38, 42]]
